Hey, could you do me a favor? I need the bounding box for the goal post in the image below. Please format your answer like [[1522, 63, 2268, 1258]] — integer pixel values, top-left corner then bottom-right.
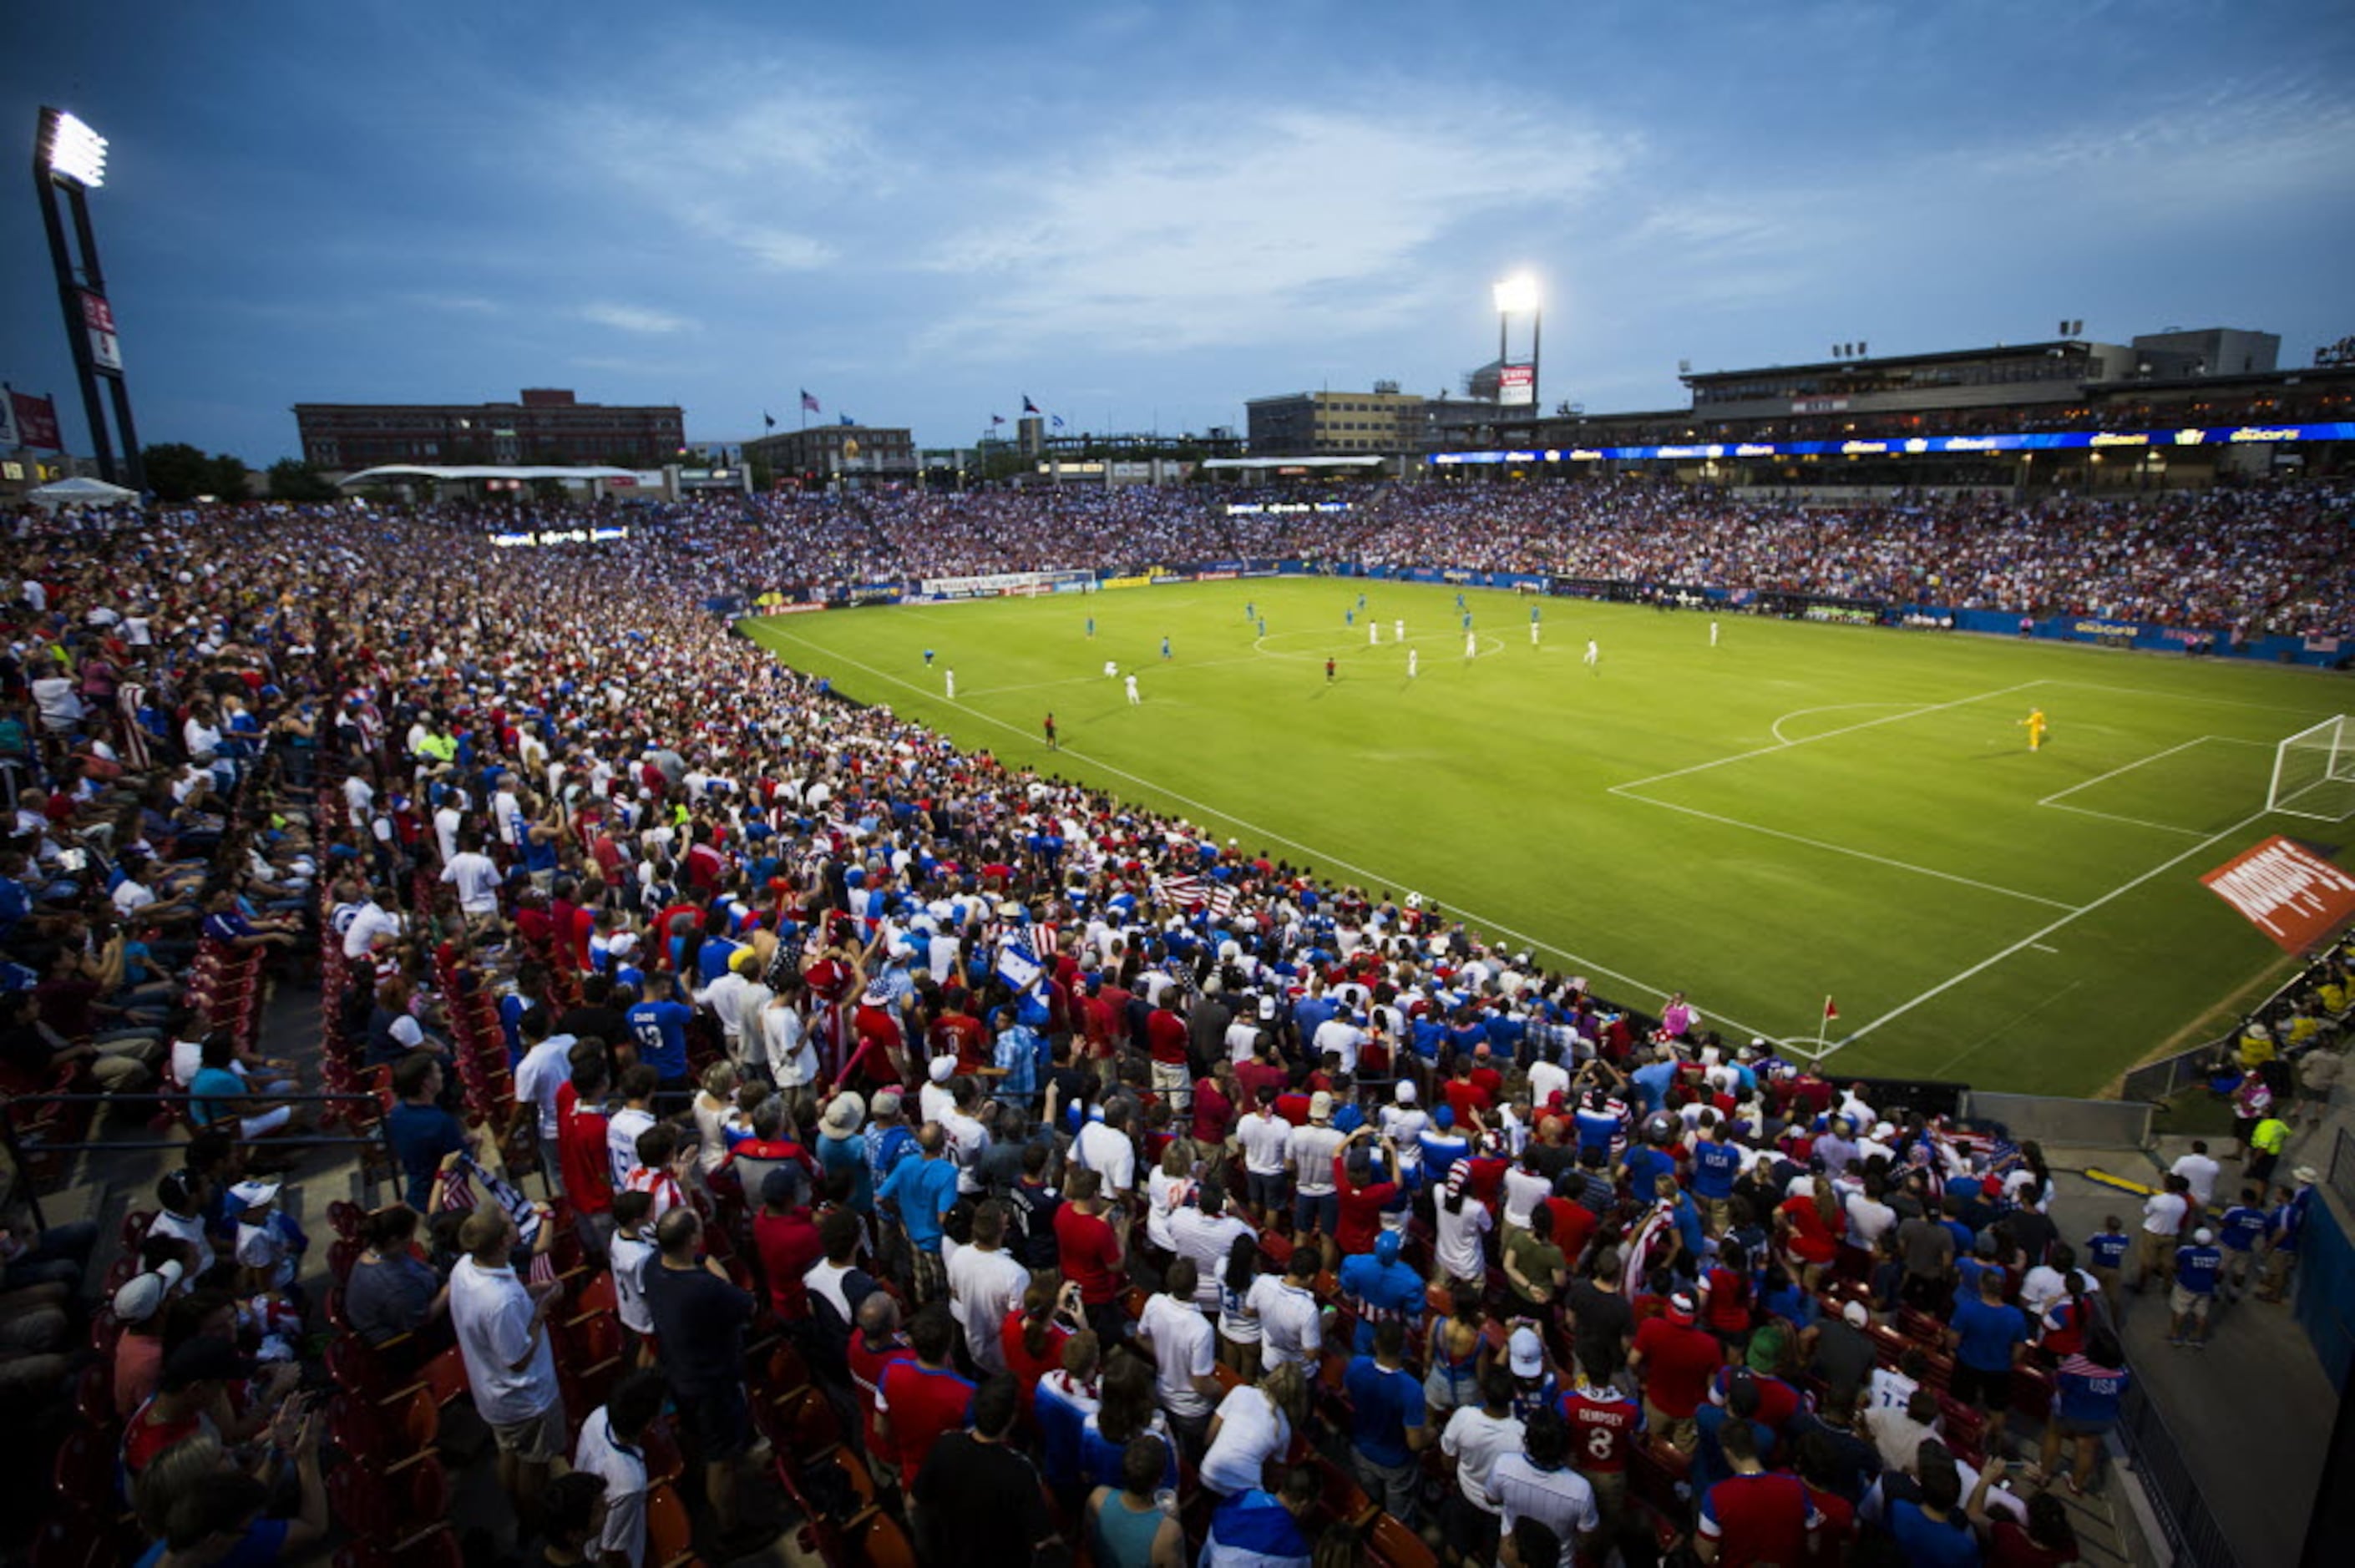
[[2266, 715, 2355, 821]]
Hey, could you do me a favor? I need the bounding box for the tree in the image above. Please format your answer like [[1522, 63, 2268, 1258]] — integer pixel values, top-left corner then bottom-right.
[[266, 458, 339, 503], [142, 443, 210, 502], [204, 454, 251, 503]]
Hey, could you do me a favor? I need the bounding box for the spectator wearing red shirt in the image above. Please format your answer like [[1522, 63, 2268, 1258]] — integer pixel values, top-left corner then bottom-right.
[[929, 1001, 990, 1075], [875, 1304, 975, 1487], [1144, 995, 1191, 1110], [1192, 1061, 1237, 1148], [1467, 1043, 1505, 1106], [1542, 1192, 1600, 1275], [1695, 1419, 1820, 1565], [1441, 1060, 1492, 1129], [1096, 978, 1133, 1050], [1332, 1130, 1400, 1258], [750, 1166, 823, 1321], [847, 1298, 915, 1476], [556, 1049, 615, 1248], [1000, 1286, 1074, 1428], [1775, 1179, 1842, 1287], [1055, 1167, 1131, 1347], [1628, 1291, 1723, 1454]]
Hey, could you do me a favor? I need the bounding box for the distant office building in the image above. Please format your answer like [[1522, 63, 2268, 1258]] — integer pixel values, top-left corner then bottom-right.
[[1246, 385, 1426, 454], [2130, 328, 2279, 379], [292, 388, 684, 470], [744, 423, 918, 485]]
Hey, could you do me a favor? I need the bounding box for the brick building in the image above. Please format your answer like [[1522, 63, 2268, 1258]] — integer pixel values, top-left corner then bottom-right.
[[291, 388, 684, 471]]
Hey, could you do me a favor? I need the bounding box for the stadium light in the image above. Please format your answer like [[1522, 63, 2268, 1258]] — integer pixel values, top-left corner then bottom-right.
[[1492, 274, 1541, 316], [1492, 273, 1543, 414], [38, 109, 107, 189]]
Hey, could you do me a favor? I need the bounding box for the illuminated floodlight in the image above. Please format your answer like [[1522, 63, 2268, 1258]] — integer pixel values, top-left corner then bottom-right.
[[40, 109, 108, 188], [1492, 273, 1541, 316]]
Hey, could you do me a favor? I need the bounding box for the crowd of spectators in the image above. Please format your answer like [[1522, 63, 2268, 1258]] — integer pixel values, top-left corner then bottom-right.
[[661, 477, 2355, 639], [1, 490, 2347, 1566]]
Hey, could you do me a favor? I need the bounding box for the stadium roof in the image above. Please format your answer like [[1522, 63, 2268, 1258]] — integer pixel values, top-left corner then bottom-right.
[[1198, 456, 1385, 469], [336, 463, 641, 486]]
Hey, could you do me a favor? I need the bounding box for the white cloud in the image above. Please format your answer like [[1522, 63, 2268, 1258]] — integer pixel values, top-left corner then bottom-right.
[[580, 301, 694, 335], [914, 104, 1634, 357]]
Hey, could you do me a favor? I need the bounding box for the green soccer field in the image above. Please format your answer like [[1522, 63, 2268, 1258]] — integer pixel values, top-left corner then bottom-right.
[[740, 579, 2354, 1096]]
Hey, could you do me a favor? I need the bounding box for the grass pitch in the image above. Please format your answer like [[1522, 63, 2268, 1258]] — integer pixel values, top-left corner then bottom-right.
[[742, 579, 2352, 1096]]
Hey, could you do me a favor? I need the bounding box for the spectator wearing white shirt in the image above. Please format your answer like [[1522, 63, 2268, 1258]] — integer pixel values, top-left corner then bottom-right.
[[449, 1208, 565, 1520], [509, 1011, 576, 1187], [946, 1201, 1031, 1378], [1236, 1090, 1292, 1227], [1198, 1361, 1304, 1497], [1075, 1102, 1138, 1199], [1247, 1250, 1323, 1371], [1441, 1368, 1527, 1565], [573, 1368, 663, 1568], [439, 832, 503, 926], [2170, 1141, 2221, 1211], [1137, 1258, 1223, 1461]]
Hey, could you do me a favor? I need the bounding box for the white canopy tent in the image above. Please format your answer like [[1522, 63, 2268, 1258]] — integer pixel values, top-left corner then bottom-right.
[[26, 474, 140, 509], [336, 463, 642, 488]]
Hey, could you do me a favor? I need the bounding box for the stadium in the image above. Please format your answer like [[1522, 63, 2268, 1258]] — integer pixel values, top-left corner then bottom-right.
[[8, 13, 2355, 1568]]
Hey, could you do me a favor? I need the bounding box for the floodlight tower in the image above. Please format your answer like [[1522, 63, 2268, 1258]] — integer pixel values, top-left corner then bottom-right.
[[1492, 272, 1542, 415], [33, 107, 143, 490]]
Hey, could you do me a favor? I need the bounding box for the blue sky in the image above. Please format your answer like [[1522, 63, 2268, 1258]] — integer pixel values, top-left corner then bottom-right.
[[6, 0, 2352, 463]]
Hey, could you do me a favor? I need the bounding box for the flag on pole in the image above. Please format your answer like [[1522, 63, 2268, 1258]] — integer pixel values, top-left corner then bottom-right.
[[800, 389, 821, 413], [990, 413, 1006, 426], [839, 413, 854, 427], [1822, 995, 1840, 1021], [762, 411, 776, 430], [1022, 394, 1041, 415], [1051, 414, 1066, 429]]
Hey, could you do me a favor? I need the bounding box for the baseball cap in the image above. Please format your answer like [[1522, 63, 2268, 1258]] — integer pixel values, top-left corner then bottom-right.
[[928, 1055, 955, 1084], [229, 1179, 281, 1210], [1395, 1081, 1416, 1104], [111, 1260, 185, 1325], [1309, 1091, 1333, 1122], [1508, 1326, 1543, 1378], [2192, 1227, 2215, 1245], [729, 948, 760, 975], [1665, 1291, 1698, 1327], [872, 1086, 904, 1117], [1841, 1301, 1869, 1328]]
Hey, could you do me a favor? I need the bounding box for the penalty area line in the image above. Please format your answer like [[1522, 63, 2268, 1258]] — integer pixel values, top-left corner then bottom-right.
[[1814, 807, 2271, 1062]]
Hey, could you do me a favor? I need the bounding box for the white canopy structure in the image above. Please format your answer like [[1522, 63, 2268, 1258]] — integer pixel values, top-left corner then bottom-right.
[[337, 463, 643, 487], [26, 474, 140, 508]]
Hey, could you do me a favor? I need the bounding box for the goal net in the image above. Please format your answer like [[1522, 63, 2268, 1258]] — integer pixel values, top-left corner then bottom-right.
[[2266, 715, 2355, 821]]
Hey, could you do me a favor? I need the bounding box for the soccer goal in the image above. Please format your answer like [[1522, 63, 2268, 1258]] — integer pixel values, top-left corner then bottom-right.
[[2266, 715, 2355, 820]]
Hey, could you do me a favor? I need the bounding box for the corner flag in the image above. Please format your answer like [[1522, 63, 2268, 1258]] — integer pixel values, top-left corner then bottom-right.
[[1822, 996, 1840, 1022]]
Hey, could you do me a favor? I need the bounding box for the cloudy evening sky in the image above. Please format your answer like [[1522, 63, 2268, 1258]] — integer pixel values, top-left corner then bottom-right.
[[5, 0, 2353, 463]]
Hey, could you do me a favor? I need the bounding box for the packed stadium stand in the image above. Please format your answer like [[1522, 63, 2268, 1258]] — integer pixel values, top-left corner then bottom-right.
[[2, 483, 2347, 1567]]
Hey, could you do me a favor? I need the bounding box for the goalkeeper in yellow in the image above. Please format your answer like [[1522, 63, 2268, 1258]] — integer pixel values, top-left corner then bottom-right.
[[2019, 707, 2049, 751]]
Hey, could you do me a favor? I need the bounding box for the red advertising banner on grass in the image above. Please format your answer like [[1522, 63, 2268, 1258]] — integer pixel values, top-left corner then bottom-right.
[[2201, 836, 2355, 952]]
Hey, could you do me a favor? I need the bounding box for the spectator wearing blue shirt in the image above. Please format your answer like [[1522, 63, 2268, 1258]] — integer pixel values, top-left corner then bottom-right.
[[985, 1008, 1046, 1108], [2216, 1186, 2269, 1300], [1344, 1320, 1427, 1526], [2043, 1326, 2130, 1495], [1689, 1120, 1742, 1231], [2170, 1227, 2224, 1347], [1629, 1050, 1679, 1115], [1337, 1231, 1425, 1354], [1942, 1270, 2026, 1414], [384, 1052, 465, 1211], [2258, 1171, 2315, 1302], [1884, 1453, 1982, 1567], [2082, 1216, 2132, 1299], [625, 993, 695, 1088], [876, 1125, 961, 1303]]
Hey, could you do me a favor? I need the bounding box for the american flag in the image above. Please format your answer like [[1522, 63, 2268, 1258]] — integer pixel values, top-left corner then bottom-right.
[[1154, 873, 1207, 910], [1208, 884, 1238, 918]]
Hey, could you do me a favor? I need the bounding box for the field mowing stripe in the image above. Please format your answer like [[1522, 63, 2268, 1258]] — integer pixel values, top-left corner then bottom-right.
[[1610, 790, 2080, 911], [1814, 807, 2271, 1061], [1612, 680, 2046, 792], [1928, 980, 2086, 1079], [751, 623, 1784, 1044]]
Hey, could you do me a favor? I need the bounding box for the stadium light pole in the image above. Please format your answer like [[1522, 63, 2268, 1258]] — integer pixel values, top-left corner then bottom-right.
[[33, 107, 143, 491], [1492, 272, 1542, 416]]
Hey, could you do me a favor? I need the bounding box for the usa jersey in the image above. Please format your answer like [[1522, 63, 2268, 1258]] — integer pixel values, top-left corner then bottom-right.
[[1561, 1384, 1644, 1474]]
